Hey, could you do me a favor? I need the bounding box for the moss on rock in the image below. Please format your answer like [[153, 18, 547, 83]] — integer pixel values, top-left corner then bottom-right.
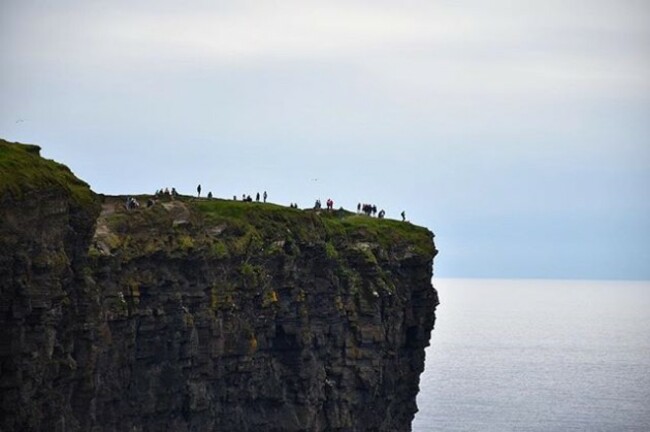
[[0, 139, 97, 212]]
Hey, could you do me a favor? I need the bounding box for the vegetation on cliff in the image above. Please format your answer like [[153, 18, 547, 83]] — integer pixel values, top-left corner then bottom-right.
[[94, 196, 435, 264], [0, 139, 96, 209], [1, 139, 438, 431], [0, 138, 433, 262]]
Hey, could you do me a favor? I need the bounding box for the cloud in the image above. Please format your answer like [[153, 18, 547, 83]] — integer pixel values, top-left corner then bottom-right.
[[4, 0, 647, 108], [93, 3, 472, 63]]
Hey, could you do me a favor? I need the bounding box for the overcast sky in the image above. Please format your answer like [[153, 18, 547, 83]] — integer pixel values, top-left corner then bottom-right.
[[2, 0, 649, 280]]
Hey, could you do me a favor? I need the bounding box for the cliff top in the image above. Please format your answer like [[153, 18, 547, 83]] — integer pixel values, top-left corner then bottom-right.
[[0, 139, 95, 208], [0, 139, 435, 263], [93, 195, 436, 263]]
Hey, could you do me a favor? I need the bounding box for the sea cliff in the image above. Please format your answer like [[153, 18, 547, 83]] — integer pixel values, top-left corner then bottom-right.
[[0, 139, 438, 431]]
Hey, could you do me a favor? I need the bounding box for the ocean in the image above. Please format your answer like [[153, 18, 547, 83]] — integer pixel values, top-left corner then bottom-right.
[[412, 278, 650, 432]]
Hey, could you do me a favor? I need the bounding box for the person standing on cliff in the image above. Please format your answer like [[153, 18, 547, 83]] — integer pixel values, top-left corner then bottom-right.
[[263, 191, 268, 203], [401, 211, 406, 221], [197, 184, 202, 197]]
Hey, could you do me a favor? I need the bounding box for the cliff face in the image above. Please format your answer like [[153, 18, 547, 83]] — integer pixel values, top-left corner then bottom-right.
[[0, 140, 100, 431], [0, 140, 438, 432]]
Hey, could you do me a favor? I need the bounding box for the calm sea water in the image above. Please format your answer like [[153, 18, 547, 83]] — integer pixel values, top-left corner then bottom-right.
[[413, 278, 650, 432]]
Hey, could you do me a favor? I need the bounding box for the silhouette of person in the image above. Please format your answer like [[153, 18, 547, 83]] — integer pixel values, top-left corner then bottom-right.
[[197, 184, 202, 197], [401, 211, 406, 221], [263, 191, 268, 203]]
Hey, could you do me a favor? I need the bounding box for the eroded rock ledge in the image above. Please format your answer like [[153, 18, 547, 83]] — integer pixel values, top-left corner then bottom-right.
[[0, 139, 438, 432]]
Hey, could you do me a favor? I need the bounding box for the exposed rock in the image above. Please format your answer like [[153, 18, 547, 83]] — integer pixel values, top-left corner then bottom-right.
[[0, 139, 439, 431]]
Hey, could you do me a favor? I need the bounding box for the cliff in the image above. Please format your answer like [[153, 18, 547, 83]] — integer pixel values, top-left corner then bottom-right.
[[0, 139, 438, 432]]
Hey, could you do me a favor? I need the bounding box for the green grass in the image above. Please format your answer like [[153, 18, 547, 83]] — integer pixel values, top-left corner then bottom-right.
[[0, 138, 435, 267], [194, 199, 326, 243], [193, 198, 435, 257], [0, 139, 96, 209], [322, 214, 435, 257]]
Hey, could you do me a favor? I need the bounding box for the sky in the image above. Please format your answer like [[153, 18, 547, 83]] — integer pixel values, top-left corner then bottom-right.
[[1, 0, 649, 280]]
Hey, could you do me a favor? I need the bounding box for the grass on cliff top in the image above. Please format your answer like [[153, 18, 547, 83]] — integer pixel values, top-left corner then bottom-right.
[[0, 139, 95, 207], [193, 198, 435, 256], [194, 199, 325, 241], [322, 213, 435, 257]]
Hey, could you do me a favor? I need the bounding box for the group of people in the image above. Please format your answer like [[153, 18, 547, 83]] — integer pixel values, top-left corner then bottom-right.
[[196, 184, 215, 199], [155, 187, 178, 197], [233, 191, 268, 203], [156, 184, 272, 203], [155, 186, 214, 199], [312, 198, 336, 210], [126, 196, 157, 210], [358, 203, 379, 216], [126, 196, 140, 210], [356, 203, 406, 221], [134, 185, 409, 221]]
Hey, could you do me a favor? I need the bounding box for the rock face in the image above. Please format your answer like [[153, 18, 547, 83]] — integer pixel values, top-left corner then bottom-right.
[[0, 140, 439, 432]]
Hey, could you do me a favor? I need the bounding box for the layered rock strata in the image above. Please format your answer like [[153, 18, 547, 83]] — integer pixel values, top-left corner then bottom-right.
[[0, 140, 438, 431]]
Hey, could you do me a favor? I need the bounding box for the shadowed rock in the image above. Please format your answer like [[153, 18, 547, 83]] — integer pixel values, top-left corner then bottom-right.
[[0, 139, 439, 432]]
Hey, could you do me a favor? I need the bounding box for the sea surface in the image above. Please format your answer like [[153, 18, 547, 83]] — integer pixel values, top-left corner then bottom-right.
[[412, 278, 650, 432]]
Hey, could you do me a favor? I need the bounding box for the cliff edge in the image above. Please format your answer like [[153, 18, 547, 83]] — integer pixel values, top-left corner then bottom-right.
[[0, 139, 438, 432]]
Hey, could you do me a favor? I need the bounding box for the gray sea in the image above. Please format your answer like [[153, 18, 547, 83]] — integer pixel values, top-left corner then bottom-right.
[[412, 278, 650, 432]]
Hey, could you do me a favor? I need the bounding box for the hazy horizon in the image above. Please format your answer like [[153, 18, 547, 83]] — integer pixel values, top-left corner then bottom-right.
[[2, 1, 649, 280]]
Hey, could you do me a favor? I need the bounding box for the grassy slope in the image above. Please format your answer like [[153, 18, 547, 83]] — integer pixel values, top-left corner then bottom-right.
[[0, 139, 95, 207], [96, 196, 434, 262], [193, 198, 435, 257], [0, 137, 433, 258]]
